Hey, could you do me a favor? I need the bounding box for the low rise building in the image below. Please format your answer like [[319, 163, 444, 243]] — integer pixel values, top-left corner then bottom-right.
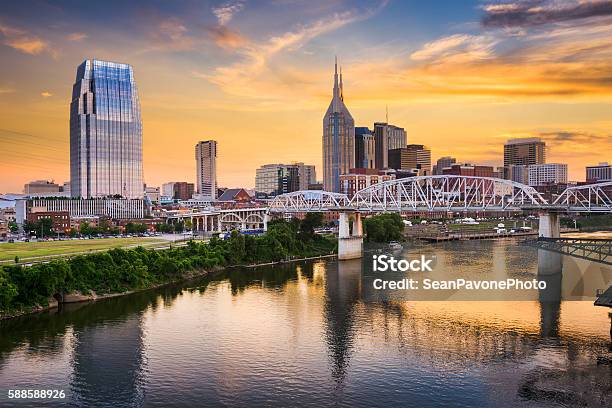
[[23, 180, 61, 195], [339, 168, 395, 197], [442, 164, 494, 177], [15, 197, 145, 224], [162, 182, 195, 201], [26, 210, 70, 234], [145, 186, 160, 204], [0, 207, 16, 223]]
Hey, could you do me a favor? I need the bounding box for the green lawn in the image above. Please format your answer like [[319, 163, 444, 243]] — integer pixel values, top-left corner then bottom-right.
[[0, 237, 168, 262]]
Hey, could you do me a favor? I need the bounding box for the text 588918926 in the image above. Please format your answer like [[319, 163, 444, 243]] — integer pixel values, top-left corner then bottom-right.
[[8, 389, 66, 399]]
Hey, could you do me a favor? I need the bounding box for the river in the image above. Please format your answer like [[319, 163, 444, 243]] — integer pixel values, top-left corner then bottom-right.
[[0, 238, 610, 407]]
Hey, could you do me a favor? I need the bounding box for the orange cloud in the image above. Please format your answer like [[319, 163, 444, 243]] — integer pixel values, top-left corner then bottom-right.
[[0, 24, 49, 55], [207, 25, 248, 49]]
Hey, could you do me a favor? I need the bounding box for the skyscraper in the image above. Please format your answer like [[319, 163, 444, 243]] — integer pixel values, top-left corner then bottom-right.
[[70, 59, 143, 198], [323, 59, 355, 192], [388, 144, 432, 175], [195, 140, 217, 199], [503, 138, 545, 167], [373, 123, 407, 169], [355, 127, 376, 169]]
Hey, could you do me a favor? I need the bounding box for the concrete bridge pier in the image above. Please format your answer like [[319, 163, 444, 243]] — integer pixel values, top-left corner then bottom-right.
[[537, 212, 563, 276], [338, 212, 363, 260], [538, 212, 560, 239]]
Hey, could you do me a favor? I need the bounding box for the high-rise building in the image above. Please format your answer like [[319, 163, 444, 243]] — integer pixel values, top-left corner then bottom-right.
[[23, 180, 61, 194], [255, 163, 315, 196], [433, 156, 456, 175], [295, 162, 317, 190], [373, 123, 407, 169], [528, 163, 568, 186], [323, 59, 355, 192], [586, 162, 611, 182], [70, 59, 143, 198], [195, 140, 217, 199], [503, 138, 545, 167], [355, 127, 376, 169], [507, 165, 529, 184], [388, 144, 431, 175]]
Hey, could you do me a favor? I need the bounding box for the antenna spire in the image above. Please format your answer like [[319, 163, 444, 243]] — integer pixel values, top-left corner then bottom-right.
[[339, 66, 344, 101]]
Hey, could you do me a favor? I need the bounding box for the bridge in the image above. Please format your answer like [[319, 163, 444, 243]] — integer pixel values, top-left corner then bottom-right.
[[525, 237, 612, 266], [268, 176, 612, 259]]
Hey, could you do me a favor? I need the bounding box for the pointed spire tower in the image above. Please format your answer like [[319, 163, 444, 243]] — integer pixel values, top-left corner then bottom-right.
[[323, 57, 355, 192]]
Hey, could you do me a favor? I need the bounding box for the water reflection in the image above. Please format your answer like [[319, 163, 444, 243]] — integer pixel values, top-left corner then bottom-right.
[[0, 240, 610, 407]]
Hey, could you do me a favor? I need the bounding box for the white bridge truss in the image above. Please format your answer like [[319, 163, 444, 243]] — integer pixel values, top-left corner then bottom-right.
[[269, 190, 351, 213], [350, 176, 548, 212], [551, 181, 612, 212]]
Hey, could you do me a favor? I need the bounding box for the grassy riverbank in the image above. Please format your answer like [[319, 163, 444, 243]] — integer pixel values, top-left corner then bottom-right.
[[0, 220, 336, 318], [0, 237, 168, 262]]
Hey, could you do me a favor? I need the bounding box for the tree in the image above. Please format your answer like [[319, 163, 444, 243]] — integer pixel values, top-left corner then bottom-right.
[[363, 213, 404, 242], [8, 222, 18, 233], [300, 212, 324, 238], [174, 221, 185, 233]]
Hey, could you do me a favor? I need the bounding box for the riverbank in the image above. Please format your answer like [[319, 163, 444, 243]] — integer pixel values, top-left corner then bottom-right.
[[0, 252, 339, 321], [0, 223, 337, 320]]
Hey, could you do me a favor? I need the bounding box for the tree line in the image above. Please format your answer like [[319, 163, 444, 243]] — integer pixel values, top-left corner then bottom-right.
[[0, 216, 335, 315]]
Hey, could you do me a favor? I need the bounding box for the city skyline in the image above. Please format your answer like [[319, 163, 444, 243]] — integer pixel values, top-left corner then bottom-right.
[[1, 0, 611, 193]]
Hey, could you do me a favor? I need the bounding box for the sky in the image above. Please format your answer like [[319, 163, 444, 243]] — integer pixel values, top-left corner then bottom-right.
[[0, 0, 611, 193]]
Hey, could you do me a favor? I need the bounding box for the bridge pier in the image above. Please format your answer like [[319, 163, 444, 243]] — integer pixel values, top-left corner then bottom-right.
[[338, 212, 363, 260], [538, 212, 560, 238]]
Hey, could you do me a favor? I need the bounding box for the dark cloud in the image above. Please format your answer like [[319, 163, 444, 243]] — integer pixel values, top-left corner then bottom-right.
[[537, 130, 611, 143], [482, 0, 612, 28]]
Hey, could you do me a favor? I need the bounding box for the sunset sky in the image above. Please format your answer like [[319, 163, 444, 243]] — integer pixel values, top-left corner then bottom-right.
[[0, 0, 611, 193]]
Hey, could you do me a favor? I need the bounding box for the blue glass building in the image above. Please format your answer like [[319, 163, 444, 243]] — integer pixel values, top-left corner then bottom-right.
[[70, 59, 143, 198]]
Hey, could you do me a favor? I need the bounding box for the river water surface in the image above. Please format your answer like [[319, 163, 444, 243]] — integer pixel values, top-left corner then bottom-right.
[[0, 238, 611, 407]]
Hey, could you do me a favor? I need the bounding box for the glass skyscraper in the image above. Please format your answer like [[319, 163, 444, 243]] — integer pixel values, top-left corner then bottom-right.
[[70, 59, 143, 198], [323, 58, 355, 192]]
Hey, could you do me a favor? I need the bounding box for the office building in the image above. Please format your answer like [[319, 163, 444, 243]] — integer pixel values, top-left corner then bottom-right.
[[373, 122, 407, 169], [507, 165, 529, 185], [295, 163, 317, 190], [388, 144, 431, 175], [433, 157, 456, 175], [255, 163, 314, 196], [442, 164, 494, 177], [323, 59, 355, 192], [504, 138, 545, 167], [586, 162, 611, 182], [15, 197, 145, 223], [528, 163, 568, 186], [144, 186, 160, 204], [26, 211, 71, 234], [195, 140, 217, 199], [355, 127, 376, 169], [70, 59, 143, 199], [162, 182, 194, 201], [23, 180, 61, 195], [339, 168, 395, 197]]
